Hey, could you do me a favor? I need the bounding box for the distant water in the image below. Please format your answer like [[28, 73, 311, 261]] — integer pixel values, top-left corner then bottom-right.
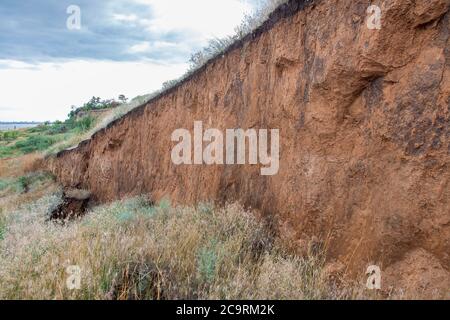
[[0, 123, 41, 131]]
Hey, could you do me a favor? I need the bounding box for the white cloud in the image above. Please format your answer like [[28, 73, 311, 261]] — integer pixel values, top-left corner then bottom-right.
[[0, 59, 188, 122], [128, 42, 152, 53], [127, 41, 182, 54], [112, 13, 139, 22], [133, 0, 252, 40]]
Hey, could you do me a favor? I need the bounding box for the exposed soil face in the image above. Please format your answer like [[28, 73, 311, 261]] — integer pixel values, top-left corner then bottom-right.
[[47, 0, 450, 297]]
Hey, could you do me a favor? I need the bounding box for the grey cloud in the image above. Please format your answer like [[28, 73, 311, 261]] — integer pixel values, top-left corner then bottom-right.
[[0, 0, 202, 64]]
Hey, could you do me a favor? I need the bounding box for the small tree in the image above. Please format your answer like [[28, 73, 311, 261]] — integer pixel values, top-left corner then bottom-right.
[[162, 80, 179, 91], [118, 95, 128, 104], [85, 97, 102, 110]]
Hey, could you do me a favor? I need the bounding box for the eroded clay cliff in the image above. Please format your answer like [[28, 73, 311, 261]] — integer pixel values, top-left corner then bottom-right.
[[48, 0, 450, 298]]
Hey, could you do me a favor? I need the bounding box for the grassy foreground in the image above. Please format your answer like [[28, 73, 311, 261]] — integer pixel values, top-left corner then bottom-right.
[[0, 170, 369, 300], [0, 195, 331, 299]]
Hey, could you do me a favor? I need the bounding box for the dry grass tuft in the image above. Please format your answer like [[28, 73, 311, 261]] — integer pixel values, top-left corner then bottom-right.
[[0, 153, 44, 178]]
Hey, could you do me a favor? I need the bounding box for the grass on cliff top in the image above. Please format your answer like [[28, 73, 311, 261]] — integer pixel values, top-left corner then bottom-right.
[[0, 116, 96, 159], [0, 186, 368, 300]]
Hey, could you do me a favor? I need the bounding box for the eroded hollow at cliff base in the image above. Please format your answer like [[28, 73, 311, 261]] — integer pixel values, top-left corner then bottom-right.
[[49, 188, 91, 221]]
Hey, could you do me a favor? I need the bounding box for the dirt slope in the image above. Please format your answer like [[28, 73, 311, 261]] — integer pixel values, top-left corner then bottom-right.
[[48, 0, 450, 297]]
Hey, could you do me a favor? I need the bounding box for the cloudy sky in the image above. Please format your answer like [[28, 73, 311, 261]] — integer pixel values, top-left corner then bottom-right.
[[0, 0, 259, 121]]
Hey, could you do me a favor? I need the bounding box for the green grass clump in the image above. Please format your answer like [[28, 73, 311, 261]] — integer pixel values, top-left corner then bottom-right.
[[73, 116, 95, 132], [0, 178, 15, 193], [0, 180, 8, 191], [0, 131, 20, 142], [64, 116, 95, 133], [0, 218, 5, 241], [0, 207, 6, 242], [0, 172, 54, 195], [14, 135, 58, 154], [197, 240, 219, 284], [0, 116, 96, 159], [0, 146, 16, 158]]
